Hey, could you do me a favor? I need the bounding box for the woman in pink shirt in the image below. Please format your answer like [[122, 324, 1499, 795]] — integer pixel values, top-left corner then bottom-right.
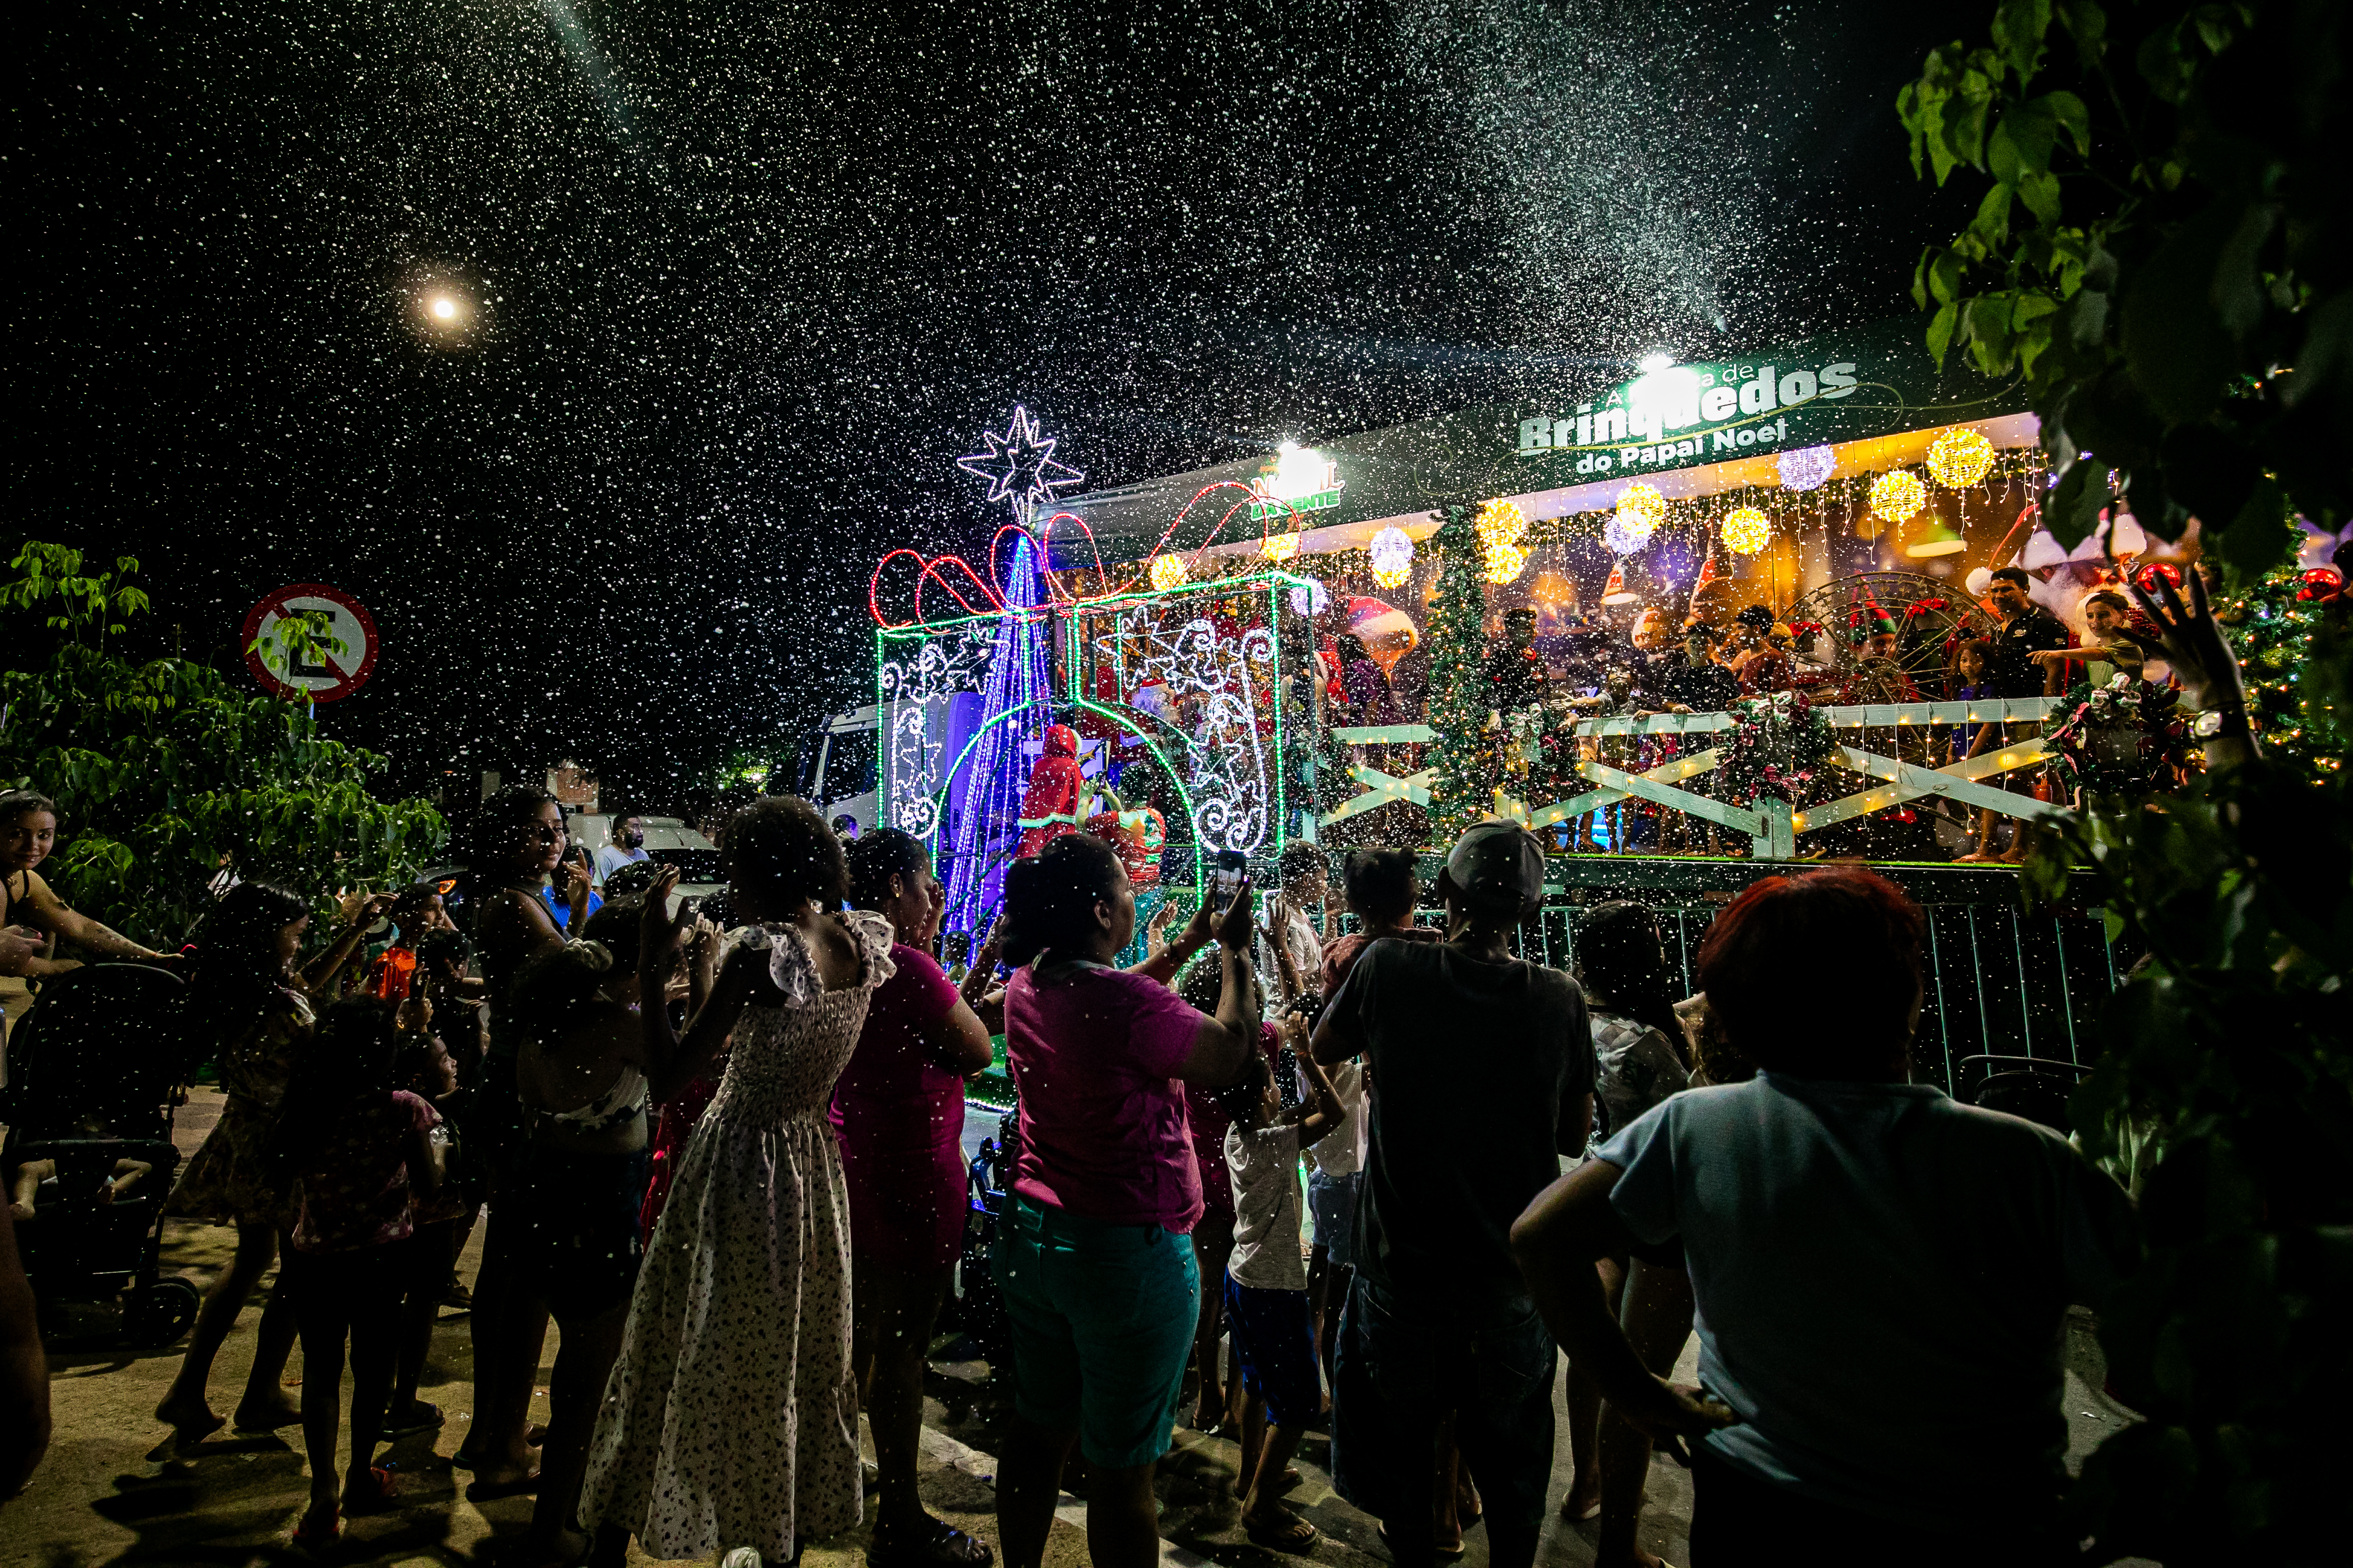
[[835, 831, 996, 1568], [991, 834, 1260, 1568]]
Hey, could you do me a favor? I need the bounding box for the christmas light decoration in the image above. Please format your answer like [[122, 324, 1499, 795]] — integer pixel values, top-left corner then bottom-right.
[[1616, 481, 1666, 533], [1082, 592, 1277, 852], [1483, 542, 1530, 584], [1149, 553, 1188, 592], [2221, 562, 2347, 775], [942, 536, 1054, 938], [1369, 526, 1414, 589], [1722, 506, 1771, 556], [956, 406, 1086, 517], [1607, 481, 1665, 556], [1474, 498, 1527, 550], [1926, 427, 1995, 488], [1472, 498, 1530, 583], [1423, 509, 1492, 839], [1260, 527, 1302, 564], [1870, 470, 1927, 524], [1287, 577, 1330, 618], [1777, 444, 1836, 491]]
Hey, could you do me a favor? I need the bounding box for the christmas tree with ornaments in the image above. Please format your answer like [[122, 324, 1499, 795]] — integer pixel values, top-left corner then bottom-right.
[[1423, 504, 1497, 840], [2217, 560, 2347, 780]]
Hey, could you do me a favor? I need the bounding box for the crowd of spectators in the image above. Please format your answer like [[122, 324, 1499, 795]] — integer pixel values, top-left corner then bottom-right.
[[3, 572, 2273, 1562]]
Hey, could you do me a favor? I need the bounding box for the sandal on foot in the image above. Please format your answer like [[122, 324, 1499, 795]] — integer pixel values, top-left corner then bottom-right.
[[293, 1503, 340, 1549], [1558, 1493, 1601, 1522], [464, 1469, 541, 1502], [230, 1401, 304, 1433], [344, 1465, 401, 1516], [1376, 1523, 1461, 1562], [868, 1517, 992, 1568], [158, 1406, 227, 1447], [381, 1401, 444, 1438], [1244, 1510, 1320, 1552]]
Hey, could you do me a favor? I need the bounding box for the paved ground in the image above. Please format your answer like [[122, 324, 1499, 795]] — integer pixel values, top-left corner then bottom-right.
[[3, 1091, 2148, 1568]]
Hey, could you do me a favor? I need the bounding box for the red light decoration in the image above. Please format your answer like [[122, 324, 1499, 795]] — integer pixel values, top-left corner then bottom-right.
[[868, 550, 1006, 629], [871, 481, 1309, 630], [1129, 481, 1306, 591]]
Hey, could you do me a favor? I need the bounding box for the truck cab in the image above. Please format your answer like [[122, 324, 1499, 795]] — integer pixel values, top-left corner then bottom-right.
[[799, 705, 881, 839]]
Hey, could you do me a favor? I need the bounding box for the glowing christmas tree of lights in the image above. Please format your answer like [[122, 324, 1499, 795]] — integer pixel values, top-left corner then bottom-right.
[[942, 534, 1055, 939]]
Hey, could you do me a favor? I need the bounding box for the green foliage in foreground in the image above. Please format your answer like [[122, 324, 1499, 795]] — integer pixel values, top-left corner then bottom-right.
[[1899, 0, 2347, 580], [2022, 617, 2353, 1563], [1, 543, 444, 947]]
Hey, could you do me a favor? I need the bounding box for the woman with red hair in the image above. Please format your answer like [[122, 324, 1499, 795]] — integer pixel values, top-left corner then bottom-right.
[[1511, 868, 2139, 1566]]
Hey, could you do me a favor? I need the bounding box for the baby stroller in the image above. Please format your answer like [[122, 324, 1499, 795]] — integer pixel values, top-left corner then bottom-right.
[[1, 962, 203, 1348], [957, 1107, 1018, 1369]]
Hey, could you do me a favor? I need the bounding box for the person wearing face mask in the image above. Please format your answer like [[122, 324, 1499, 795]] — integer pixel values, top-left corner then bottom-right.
[[594, 813, 651, 887]]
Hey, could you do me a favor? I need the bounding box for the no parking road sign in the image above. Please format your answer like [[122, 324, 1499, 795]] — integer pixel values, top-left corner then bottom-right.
[[242, 583, 379, 703]]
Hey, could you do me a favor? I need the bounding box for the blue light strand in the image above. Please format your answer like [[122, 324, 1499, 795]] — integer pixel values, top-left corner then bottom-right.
[[943, 535, 1054, 938]]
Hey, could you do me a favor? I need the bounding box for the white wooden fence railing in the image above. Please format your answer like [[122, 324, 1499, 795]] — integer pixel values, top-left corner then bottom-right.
[[1323, 698, 2064, 861]]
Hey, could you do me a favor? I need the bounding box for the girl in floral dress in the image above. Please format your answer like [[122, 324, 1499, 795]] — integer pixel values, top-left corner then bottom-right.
[[582, 798, 887, 1567]]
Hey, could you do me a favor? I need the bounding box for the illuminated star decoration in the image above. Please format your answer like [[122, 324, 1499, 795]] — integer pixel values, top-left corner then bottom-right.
[[956, 406, 1086, 518]]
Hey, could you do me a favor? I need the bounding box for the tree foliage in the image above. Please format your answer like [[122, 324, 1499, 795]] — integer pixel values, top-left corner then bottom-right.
[[0, 543, 445, 947], [1908, 7, 2352, 1559], [2022, 681, 2351, 1562], [1898, 0, 2347, 583]]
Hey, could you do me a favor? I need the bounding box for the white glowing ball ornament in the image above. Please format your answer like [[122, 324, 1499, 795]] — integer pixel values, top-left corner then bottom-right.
[[1777, 445, 1836, 491], [1605, 482, 1665, 556], [1368, 527, 1414, 589]]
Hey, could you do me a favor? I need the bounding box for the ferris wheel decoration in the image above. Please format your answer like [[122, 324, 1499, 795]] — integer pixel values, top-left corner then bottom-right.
[[1784, 571, 1986, 684]]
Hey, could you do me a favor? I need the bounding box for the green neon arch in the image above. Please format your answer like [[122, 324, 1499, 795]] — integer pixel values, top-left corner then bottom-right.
[[904, 699, 1209, 897]]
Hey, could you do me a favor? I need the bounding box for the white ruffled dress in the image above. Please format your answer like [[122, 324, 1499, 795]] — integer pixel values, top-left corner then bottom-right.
[[582, 911, 896, 1560]]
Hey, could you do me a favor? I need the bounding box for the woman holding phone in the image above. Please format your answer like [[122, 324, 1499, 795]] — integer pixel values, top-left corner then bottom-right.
[[988, 835, 1262, 1568]]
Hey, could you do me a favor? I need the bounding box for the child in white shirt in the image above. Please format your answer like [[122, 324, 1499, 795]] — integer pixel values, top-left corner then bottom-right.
[[1219, 1049, 1342, 1548]]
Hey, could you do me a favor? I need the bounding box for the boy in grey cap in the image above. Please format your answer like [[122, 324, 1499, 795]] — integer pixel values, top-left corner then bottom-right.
[[1312, 820, 1592, 1568]]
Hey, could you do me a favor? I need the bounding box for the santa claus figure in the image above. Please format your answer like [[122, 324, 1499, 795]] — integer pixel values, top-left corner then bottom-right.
[[1016, 723, 1086, 859]]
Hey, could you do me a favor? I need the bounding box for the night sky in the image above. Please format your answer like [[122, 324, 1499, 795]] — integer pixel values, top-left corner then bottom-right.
[[17, 0, 1976, 812]]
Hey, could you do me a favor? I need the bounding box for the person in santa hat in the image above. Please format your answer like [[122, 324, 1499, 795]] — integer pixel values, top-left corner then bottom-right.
[[1015, 724, 1087, 860]]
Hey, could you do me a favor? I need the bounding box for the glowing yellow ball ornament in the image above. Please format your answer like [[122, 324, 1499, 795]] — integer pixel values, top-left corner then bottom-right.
[[1926, 427, 1995, 488], [1722, 506, 1771, 556], [1260, 527, 1302, 564], [1368, 526, 1414, 590], [1149, 553, 1188, 592], [1483, 542, 1530, 585], [1613, 481, 1666, 550], [1869, 470, 1926, 524], [1473, 498, 1528, 551], [1473, 498, 1529, 583]]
